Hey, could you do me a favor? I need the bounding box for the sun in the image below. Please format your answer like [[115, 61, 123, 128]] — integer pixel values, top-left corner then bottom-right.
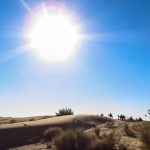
[[26, 4, 81, 63]]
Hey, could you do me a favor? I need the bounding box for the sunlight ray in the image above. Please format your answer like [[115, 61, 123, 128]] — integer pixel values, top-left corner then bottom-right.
[[0, 45, 29, 63], [20, 0, 32, 12]]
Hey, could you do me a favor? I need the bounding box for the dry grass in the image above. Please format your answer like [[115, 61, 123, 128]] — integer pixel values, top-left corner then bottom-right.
[[43, 127, 63, 142], [90, 139, 114, 150], [100, 133, 115, 150], [87, 132, 116, 150], [29, 118, 34, 121], [140, 123, 150, 149], [94, 127, 100, 137], [124, 124, 135, 137], [118, 144, 128, 150], [51, 128, 117, 150], [106, 121, 115, 128], [10, 119, 17, 124], [53, 128, 94, 150]]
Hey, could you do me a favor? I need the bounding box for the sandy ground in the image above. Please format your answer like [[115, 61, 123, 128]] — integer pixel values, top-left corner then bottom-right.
[[0, 114, 111, 129], [0, 115, 149, 150], [0, 116, 51, 125], [9, 143, 48, 150], [86, 120, 149, 150], [0, 114, 111, 149]]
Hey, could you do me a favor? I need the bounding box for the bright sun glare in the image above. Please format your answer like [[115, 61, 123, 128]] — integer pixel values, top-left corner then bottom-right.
[[26, 4, 81, 63]]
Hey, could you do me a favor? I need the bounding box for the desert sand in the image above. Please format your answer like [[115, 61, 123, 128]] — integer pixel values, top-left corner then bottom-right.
[[0, 115, 149, 150]]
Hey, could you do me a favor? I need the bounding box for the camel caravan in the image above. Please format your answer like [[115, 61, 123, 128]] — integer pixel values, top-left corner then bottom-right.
[[117, 114, 126, 120], [98, 113, 143, 121]]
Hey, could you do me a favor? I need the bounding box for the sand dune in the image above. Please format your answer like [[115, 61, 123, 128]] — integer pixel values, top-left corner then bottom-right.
[[0, 115, 111, 149], [0, 116, 50, 125], [9, 119, 150, 150]]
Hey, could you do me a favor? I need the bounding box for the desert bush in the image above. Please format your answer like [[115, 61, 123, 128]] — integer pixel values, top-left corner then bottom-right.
[[106, 121, 114, 128], [124, 124, 135, 137], [53, 128, 95, 150], [55, 107, 74, 116], [90, 133, 115, 150], [52, 128, 117, 150], [46, 142, 52, 149], [29, 118, 34, 121], [43, 127, 63, 142], [91, 140, 114, 150], [101, 133, 115, 150], [118, 144, 127, 150], [10, 119, 16, 123], [94, 127, 100, 137], [140, 123, 150, 148]]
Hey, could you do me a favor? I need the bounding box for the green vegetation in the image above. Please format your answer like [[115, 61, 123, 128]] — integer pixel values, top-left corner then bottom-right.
[[55, 108, 74, 116]]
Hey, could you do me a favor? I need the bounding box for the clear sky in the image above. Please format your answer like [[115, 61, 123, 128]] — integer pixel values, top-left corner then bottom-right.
[[0, 0, 150, 119]]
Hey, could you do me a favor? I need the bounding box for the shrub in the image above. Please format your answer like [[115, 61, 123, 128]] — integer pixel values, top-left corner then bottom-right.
[[140, 123, 150, 148], [10, 119, 16, 123], [90, 133, 115, 150], [55, 108, 74, 116], [101, 133, 115, 150], [46, 142, 52, 149], [118, 144, 127, 150], [124, 124, 135, 137], [29, 118, 34, 121], [53, 128, 94, 150], [52, 128, 116, 150], [106, 121, 115, 128], [43, 127, 63, 142], [94, 127, 100, 137]]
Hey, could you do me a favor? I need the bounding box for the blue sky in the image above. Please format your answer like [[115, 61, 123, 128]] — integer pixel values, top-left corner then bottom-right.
[[0, 0, 150, 119]]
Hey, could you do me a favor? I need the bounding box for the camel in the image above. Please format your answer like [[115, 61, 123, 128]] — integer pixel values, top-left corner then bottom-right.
[[127, 116, 134, 121], [117, 114, 126, 120], [100, 113, 104, 117], [117, 115, 120, 120], [108, 113, 113, 118], [121, 115, 126, 120]]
